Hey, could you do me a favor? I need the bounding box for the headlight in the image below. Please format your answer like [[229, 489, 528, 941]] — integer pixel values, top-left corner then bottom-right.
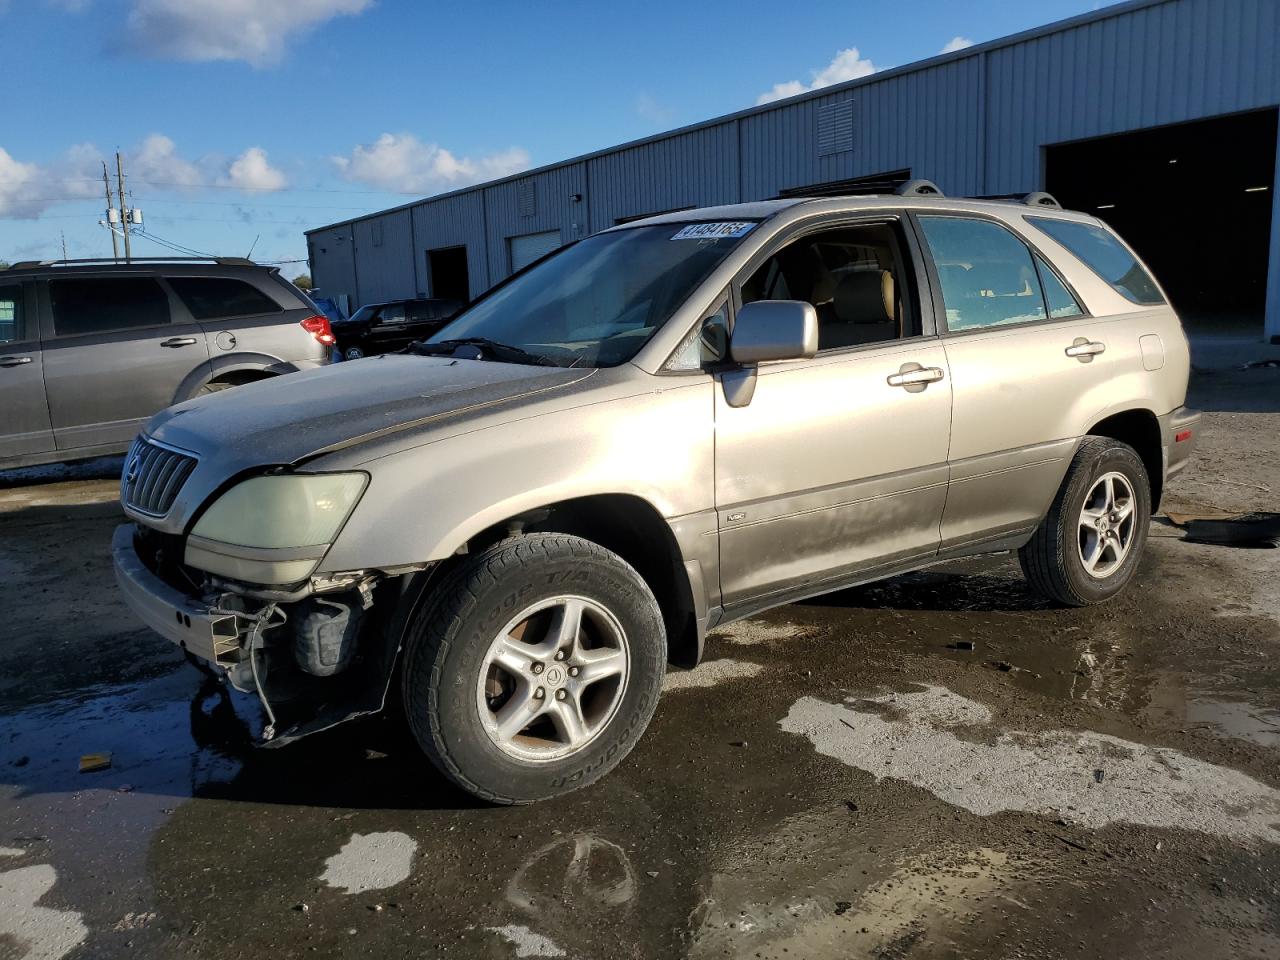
[[184, 473, 368, 584]]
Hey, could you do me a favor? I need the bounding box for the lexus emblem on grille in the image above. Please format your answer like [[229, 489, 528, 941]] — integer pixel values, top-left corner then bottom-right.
[[125, 454, 142, 487]]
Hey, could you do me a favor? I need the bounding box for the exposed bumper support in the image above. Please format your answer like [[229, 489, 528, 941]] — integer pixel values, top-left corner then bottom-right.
[[112, 524, 242, 666]]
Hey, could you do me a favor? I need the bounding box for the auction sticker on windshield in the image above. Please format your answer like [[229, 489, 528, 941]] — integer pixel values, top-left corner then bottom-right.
[[670, 222, 755, 240]]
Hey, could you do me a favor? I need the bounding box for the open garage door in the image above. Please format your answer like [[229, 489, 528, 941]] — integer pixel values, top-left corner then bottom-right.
[[1046, 109, 1277, 337]]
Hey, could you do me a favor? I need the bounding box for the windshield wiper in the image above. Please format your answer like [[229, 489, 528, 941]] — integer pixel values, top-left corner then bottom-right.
[[409, 337, 562, 367]]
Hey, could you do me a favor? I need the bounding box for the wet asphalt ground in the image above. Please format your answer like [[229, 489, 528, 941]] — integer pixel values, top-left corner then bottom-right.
[[2, 338, 1279, 959]]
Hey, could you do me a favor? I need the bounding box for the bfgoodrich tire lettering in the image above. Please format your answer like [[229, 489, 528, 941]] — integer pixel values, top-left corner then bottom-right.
[[1019, 436, 1152, 607], [401, 533, 666, 804]]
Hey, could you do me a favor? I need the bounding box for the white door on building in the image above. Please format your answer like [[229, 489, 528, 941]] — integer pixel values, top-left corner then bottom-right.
[[508, 230, 562, 273]]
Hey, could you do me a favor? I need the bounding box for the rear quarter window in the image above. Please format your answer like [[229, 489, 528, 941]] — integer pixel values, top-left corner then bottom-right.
[[1027, 217, 1164, 306], [168, 276, 284, 320], [50, 277, 171, 336]]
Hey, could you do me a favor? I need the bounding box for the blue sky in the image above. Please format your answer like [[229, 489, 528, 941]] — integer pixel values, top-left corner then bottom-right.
[[0, 0, 1112, 273]]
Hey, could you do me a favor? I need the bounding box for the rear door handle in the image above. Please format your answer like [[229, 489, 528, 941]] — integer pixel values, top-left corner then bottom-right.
[[1065, 339, 1106, 361], [0, 355, 33, 367], [887, 363, 945, 391], [161, 337, 199, 348]]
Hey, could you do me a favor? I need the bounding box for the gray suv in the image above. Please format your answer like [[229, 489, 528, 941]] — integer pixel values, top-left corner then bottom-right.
[[112, 186, 1200, 804], [0, 258, 331, 469]]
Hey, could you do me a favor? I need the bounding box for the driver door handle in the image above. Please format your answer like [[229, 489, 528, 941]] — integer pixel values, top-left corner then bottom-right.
[[0, 355, 33, 367], [161, 337, 199, 348], [887, 364, 945, 388]]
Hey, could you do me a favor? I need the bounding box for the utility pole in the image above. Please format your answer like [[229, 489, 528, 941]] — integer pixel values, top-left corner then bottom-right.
[[115, 152, 132, 263], [103, 161, 119, 262], [60, 231, 68, 260]]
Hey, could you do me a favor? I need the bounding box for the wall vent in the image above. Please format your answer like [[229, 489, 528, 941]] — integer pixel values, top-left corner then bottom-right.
[[517, 179, 537, 217], [817, 100, 856, 157]]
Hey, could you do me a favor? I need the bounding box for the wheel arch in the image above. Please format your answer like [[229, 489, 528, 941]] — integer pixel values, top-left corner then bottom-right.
[[171, 352, 295, 403], [458, 493, 704, 668], [1086, 407, 1164, 510]]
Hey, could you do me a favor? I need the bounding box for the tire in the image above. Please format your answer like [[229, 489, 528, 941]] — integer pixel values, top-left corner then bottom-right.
[[401, 533, 666, 804], [1019, 436, 1151, 607], [344, 345, 365, 361]]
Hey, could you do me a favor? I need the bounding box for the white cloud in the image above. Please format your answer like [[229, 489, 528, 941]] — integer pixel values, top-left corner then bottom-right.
[[131, 133, 203, 189], [940, 36, 974, 54], [332, 133, 531, 195], [220, 147, 287, 191], [126, 0, 372, 66], [0, 135, 290, 219], [757, 47, 878, 105], [0, 142, 101, 219]]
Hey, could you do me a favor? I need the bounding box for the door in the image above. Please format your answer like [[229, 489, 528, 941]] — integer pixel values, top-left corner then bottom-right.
[[914, 214, 1113, 548], [428, 247, 470, 302], [0, 280, 54, 461], [509, 230, 561, 273], [714, 218, 952, 608], [40, 274, 211, 450], [370, 302, 415, 352]]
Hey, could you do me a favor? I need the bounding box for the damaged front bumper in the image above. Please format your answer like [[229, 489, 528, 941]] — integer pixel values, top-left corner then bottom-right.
[[112, 523, 421, 746], [112, 524, 246, 666]]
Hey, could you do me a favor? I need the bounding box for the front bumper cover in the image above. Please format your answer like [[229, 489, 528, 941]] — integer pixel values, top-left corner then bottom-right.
[[112, 524, 243, 666]]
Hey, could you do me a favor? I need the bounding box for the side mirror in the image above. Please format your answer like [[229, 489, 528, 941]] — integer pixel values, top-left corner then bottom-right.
[[729, 300, 818, 364]]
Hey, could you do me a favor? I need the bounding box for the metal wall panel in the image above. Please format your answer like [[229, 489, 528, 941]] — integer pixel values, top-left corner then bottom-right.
[[411, 192, 490, 300], [985, 0, 1280, 193], [310, 0, 1280, 310], [585, 124, 738, 232], [351, 209, 415, 305], [308, 225, 357, 311], [483, 162, 587, 283]]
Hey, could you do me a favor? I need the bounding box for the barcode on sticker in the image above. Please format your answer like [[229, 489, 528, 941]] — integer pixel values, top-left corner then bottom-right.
[[670, 222, 755, 240]]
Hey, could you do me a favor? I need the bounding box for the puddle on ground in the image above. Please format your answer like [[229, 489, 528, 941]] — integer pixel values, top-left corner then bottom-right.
[[780, 685, 1280, 843]]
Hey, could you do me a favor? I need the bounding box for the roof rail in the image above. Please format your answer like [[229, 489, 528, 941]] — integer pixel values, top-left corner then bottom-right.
[[894, 179, 944, 198], [3, 256, 257, 270], [1020, 191, 1061, 209]]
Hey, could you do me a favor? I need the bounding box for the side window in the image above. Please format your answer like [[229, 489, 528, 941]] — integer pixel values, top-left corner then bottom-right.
[[167, 276, 283, 320], [49, 277, 171, 337], [919, 217, 1047, 332], [1026, 217, 1164, 305], [0, 285, 22, 344], [406, 301, 433, 321], [1035, 254, 1084, 319], [740, 222, 916, 351], [379, 303, 407, 324], [667, 301, 729, 371]]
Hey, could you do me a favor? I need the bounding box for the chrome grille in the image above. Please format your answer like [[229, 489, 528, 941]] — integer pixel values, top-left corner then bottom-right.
[[121, 437, 197, 517]]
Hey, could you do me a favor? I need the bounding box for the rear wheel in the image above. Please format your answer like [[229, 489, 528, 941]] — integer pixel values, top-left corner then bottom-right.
[[1019, 436, 1151, 606], [401, 534, 666, 804]]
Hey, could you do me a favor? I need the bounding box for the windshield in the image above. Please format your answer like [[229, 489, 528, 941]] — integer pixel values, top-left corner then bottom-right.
[[348, 304, 377, 324], [427, 222, 755, 367]]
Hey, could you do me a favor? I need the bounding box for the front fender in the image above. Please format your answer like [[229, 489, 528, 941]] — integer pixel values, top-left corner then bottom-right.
[[315, 379, 716, 574]]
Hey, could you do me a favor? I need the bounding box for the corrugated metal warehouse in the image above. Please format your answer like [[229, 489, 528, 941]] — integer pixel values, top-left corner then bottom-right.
[[307, 0, 1280, 341]]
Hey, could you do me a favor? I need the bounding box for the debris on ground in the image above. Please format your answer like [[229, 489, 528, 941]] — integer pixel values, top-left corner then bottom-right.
[[77, 752, 111, 773], [947, 640, 976, 651], [1168, 511, 1280, 548]]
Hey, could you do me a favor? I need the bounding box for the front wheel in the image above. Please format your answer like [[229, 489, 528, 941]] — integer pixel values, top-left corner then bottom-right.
[[344, 345, 365, 361], [1019, 436, 1151, 606], [401, 534, 666, 804]]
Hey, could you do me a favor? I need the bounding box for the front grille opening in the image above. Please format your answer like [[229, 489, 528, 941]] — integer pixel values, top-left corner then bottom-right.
[[122, 438, 197, 516]]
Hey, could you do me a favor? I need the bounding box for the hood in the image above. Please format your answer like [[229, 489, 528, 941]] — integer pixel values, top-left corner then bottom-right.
[[147, 354, 592, 467]]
